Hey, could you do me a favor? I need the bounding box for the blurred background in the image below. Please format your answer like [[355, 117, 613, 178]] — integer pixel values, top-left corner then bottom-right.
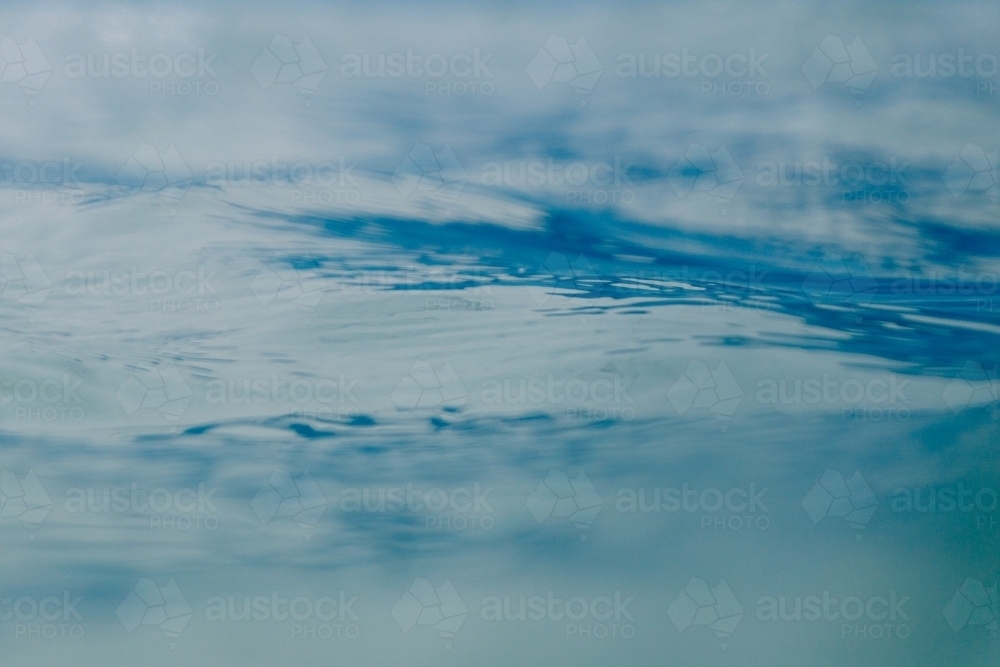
[[0, 1, 997, 665]]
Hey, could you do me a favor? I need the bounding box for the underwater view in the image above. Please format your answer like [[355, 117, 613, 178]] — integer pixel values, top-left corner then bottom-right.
[[0, 1, 997, 665]]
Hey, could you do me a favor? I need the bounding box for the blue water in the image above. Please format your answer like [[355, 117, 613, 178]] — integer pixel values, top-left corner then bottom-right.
[[0, 2, 998, 665]]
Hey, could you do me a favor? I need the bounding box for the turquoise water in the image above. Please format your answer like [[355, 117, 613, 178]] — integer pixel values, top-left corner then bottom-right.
[[0, 2, 998, 665]]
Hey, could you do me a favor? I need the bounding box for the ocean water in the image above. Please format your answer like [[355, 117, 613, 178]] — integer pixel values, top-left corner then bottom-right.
[[0, 2, 998, 665]]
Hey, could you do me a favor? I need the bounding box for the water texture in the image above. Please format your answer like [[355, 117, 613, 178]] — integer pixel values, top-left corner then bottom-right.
[[0, 2, 997, 665]]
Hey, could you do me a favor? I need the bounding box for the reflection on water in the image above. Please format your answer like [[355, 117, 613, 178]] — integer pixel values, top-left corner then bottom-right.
[[0, 2, 998, 665]]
